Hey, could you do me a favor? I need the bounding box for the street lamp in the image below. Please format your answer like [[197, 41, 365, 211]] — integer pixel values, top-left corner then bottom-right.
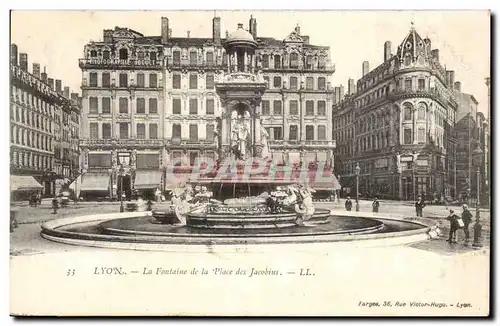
[[355, 163, 360, 211], [472, 145, 483, 247], [119, 164, 125, 213]]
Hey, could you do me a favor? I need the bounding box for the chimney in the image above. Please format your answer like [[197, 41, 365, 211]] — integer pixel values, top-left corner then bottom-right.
[[333, 88, 338, 105], [161, 17, 169, 44], [431, 49, 439, 63], [334, 87, 341, 103], [213, 16, 221, 45], [339, 84, 345, 99], [10, 44, 18, 66], [248, 15, 257, 40], [32, 63, 41, 78], [302, 35, 310, 45], [71, 93, 79, 103], [348, 78, 355, 95], [454, 81, 461, 92], [168, 28, 172, 38], [384, 41, 392, 61], [41, 67, 47, 83], [55, 79, 62, 93], [187, 30, 190, 38], [78, 96, 82, 107], [48, 78, 54, 90], [64, 86, 70, 99], [362, 61, 369, 77], [449, 70, 455, 86], [103, 29, 113, 43], [444, 71, 450, 87], [19, 53, 28, 71], [424, 37, 431, 50]]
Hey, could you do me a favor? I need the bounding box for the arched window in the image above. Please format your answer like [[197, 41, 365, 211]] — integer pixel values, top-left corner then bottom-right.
[[261, 54, 269, 68], [103, 50, 110, 60], [119, 48, 128, 60], [417, 103, 427, 120], [290, 53, 299, 68], [149, 52, 157, 61], [403, 103, 413, 121], [404, 54, 412, 66], [90, 50, 97, 58], [274, 55, 281, 69]]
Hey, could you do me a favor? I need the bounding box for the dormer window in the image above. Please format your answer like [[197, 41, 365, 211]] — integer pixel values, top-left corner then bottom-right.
[[90, 50, 97, 58], [289, 53, 299, 68], [150, 52, 157, 61], [103, 50, 110, 60], [119, 48, 128, 60]]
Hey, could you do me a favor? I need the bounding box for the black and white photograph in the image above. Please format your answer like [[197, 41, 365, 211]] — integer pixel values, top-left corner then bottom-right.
[[8, 9, 491, 316]]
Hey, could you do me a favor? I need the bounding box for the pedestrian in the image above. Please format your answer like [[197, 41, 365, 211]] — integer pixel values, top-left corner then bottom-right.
[[372, 197, 380, 213], [446, 209, 462, 243], [415, 196, 425, 217], [461, 204, 473, 245], [146, 200, 153, 211], [345, 197, 352, 211], [51, 197, 59, 214]]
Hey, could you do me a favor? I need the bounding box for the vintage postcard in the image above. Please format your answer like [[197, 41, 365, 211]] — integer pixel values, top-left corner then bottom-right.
[[9, 10, 491, 316]]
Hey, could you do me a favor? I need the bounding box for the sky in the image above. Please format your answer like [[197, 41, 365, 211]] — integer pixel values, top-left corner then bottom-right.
[[10, 10, 490, 114]]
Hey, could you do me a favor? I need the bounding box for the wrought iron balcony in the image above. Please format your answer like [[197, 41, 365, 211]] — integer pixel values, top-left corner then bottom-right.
[[80, 138, 164, 148], [261, 63, 335, 73], [389, 87, 458, 108], [79, 58, 164, 69], [268, 140, 336, 147]]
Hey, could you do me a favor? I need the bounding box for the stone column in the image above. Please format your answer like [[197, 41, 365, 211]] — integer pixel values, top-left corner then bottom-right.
[[413, 105, 417, 144], [111, 92, 117, 138], [130, 95, 136, 138], [244, 50, 248, 72]]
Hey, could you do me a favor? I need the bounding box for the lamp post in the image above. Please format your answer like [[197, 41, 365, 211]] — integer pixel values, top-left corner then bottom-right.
[[472, 145, 483, 247], [355, 163, 360, 211], [119, 164, 125, 213]]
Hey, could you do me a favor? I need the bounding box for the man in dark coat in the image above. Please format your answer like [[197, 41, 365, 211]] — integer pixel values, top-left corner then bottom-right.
[[461, 204, 473, 244], [345, 197, 353, 211], [415, 196, 425, 217], [372, 197, 380, 213], [446, 209, 461, 243]]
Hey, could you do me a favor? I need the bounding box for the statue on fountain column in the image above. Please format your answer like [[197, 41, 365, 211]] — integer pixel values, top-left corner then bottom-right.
[[260, 124, 271, 159], [231, 112, 250, 161]]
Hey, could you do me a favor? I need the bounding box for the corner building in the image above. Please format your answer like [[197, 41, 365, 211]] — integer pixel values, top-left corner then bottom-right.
[[79, 16, 336, 199], [332, 26, 458, 200]]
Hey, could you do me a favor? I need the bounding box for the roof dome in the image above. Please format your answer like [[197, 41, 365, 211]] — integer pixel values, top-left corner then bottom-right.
[[397, 23, 428, 62], [225, 23, 256, 46]]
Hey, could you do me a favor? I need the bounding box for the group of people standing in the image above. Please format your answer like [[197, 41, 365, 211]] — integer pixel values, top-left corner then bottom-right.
[[446, 204, 474, 244]]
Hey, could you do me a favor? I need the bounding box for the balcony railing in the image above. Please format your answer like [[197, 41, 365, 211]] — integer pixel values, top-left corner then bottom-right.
[[80, 139, 164, 147], [79, 58, 163, 69], [389, 87, 458, 108], [261, 63, 335, 73], [166, 60, 225, 69], [268, 140, 336, 147]]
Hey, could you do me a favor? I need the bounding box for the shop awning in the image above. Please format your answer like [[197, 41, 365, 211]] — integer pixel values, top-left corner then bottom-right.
[[80, 173, 109, 192], [10, 175, 43, 192], [308, 172, 342, 191], [134, 170, 162, 190]]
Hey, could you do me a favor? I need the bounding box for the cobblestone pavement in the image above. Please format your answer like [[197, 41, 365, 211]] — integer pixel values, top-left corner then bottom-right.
[[10, 199, 490, 257]]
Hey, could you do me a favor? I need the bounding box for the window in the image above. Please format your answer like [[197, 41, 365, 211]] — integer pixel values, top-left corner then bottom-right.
[[306, 55, 313, 69], [289, 100, 298, 115], [136, 98, 146, 114], [206, 73, 215, 90], [289, 77, 298, 90], [89, 73, 98, 87], [103, 50, 110, 60], [273, 100, 282, 115], [119, 97, 128, 114], [262, 100, 270, 115], [102, 73, 110, 87], [119, 48, 128, 60], [404, 78, 412, 91], [189, 124, 198, 141], [272, 127, 283, 140], [89, 97, 98, 114], [137, 73, 145, 87], [403, 105, 412, 121], [206, 52, 214, 65], [417, 105, 426, 120], [102, 123, 111, 139], [318, 77, 326, 90], [274, 55, 281, 69], [273, 76, 282, 88], [206, 99, 214, 115], [290, 53, 299, 68], [404, 128, 412, 144], [189, 99, 198, 114], [262, 54, 269, 68], [90, 123, 98, 139], [149, 73, 157, 88], [102, 97, 111, 114], [404, 55, 411, 66], [306, 77, 314, 90], [418, 127, 426, 144], [172, 124, 181, 139], [149, 98, 158, 114], [289, 125, 298, 140], [263, 76, 270, 88], [137, 52, 145, 60], [172, 99, 181, 114], [119, 123, 129, 139], [172, 74, 181, 89], [318, 55, 326, 69], [137, 123, 146, 139], [206, 124, 214, 140], [149, 52, 157, 61], [317, 101, 326, 116], [119, 73, 128, 87], [306, 125, 315, 140], [173, 51, 181, 65], [189, 152, 199, 166], [306, 100, 314, 116], [189, 51, 198, 65], [189, 74, 198, 89], [90, 50, 97, 58], [149, 124, 158, 139], [418, 78, 425, 91]]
